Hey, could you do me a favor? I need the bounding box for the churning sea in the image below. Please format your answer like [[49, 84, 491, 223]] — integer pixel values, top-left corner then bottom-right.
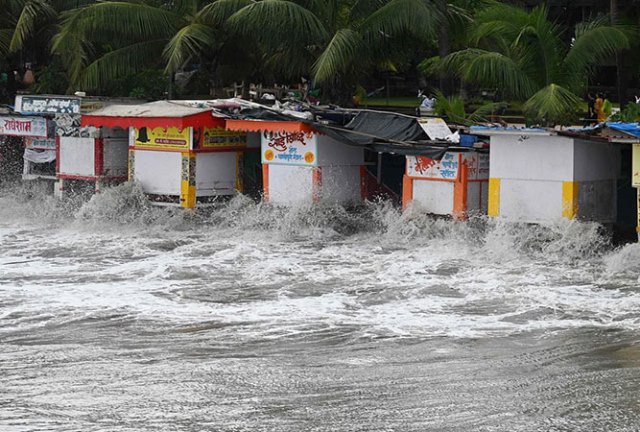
[[1, 182, 640, 431]]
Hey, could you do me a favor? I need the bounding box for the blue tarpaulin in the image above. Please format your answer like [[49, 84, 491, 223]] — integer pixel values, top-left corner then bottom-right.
[[605, 122, 640, 138]]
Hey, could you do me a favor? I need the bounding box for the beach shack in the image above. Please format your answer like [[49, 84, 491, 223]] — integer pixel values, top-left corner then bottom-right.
[[9, 95, 77, 181], [470, 126, 619, 224], [81, 101, 246, 208], [225, 118, 366, 206], [0, 114, 53, 180], [402, 118, 489, 220], [559, 122, 640, 239]]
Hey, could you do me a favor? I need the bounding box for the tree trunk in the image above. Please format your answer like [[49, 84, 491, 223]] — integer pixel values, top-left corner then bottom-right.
[[436, 0, 453, 96], [611, 0, 627, 107]]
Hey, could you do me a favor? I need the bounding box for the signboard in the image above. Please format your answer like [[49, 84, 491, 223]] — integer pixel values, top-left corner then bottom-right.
[[15, 95, 81, 115], [406, 152, 489, 180], [417, 118, 453, 140], [200, 127, 246, 149], [132, 127, 191, 149], [25, 137, 56, 150], [261, 131, 317, 166], [0, 116, 47, 137]]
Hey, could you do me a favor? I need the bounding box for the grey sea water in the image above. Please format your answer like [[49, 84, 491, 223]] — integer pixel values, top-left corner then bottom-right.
[[1, 182, 640, 431]]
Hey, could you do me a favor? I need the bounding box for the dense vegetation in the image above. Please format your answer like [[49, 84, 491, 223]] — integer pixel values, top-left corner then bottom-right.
[[0, 0, 638, 124]]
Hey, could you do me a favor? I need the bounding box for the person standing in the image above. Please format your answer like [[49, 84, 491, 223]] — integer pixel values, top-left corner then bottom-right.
[[586, 93, 595, 120], [595, 93, 605, 123]]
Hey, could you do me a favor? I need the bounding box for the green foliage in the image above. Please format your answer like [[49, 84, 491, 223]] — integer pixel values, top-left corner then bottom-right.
[[523, 84, 581, 125], [127, 70, 168, 99], [433, 90, 507, 126], [32, 59, 68, 94], [435, 3, 630, 125], [610, 103, 640, 122]]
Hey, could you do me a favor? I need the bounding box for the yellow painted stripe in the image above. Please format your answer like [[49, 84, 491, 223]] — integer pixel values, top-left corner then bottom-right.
[[562, 181, 579, 219], [235, 151, 244, 193], [488, 177, 500, 217], [180, 152, 196, 208]]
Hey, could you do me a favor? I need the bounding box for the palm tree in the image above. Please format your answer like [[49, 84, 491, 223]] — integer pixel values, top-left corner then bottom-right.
[[362, 0, 494, 95], [435, 3, 630, 124], [0, 0, 95, 94], [51, 0, 252, 93], [226, 0, 416, 102]]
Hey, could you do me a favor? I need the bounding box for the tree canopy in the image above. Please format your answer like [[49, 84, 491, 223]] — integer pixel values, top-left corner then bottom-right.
[[0, 0, 637, 124]]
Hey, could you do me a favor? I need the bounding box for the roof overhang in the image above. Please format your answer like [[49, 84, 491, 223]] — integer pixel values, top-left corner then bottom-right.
[[80, 101, 225, 129], [81, 111, 224, 129]]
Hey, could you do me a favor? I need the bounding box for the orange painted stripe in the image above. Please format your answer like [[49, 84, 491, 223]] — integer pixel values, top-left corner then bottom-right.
[[453, 155, 468, 220], [262, 164, 269, 202], [312, 167, 322, 203], [402, 175, 413, 211]]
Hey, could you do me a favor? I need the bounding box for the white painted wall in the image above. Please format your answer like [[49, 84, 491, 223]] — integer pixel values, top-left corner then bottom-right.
[[134, 151, 181, 195], [490, 135, 574, 181], [195, 152, 237, 196], [500, 179, 563, 222], [59, 137, 95, 177], [412, 181, 455, 215], [490, 134, 619, 223], [268, 164, 313, 205]]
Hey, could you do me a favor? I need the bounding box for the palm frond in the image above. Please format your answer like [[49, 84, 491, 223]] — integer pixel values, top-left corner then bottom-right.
[[293, 0, 339, 29], [440, 48, 535, 99], [58, 2, 181, 41], [229, 0, 328, 47], [471, 3, 530, 43], [564, 25, 630, 83], [433, 90, 467, 124], [170, 0, 201, 19], [360, 0, 437, 42], [196, 0, 252, 26], [523, 83, 581, 125], [0, 28, 12, 54], [51, 16, 94, 85], [9, 0, 57, 52], [467, 101, 508, 124], [312, 27, 363, 83], [78, 39, 167, 91], [163, 23, 216, 73], [262, 46, 315, 81], [349, 0, 387, 22]]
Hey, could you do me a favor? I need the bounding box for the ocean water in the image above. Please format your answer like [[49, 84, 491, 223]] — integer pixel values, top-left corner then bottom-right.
[[1, 182, 640, 431]]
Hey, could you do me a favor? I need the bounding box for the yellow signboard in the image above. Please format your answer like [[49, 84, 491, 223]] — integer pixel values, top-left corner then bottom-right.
[[633, 144, 640, 187], [201, 127, 246, 149], [134, 127, 190, 149]]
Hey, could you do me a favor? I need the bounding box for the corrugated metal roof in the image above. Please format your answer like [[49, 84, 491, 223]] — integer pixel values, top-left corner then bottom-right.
[[84, 100, 213, 118]]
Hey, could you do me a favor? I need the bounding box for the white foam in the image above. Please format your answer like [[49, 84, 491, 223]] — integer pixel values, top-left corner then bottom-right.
[[1, 184, 639, 340]]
